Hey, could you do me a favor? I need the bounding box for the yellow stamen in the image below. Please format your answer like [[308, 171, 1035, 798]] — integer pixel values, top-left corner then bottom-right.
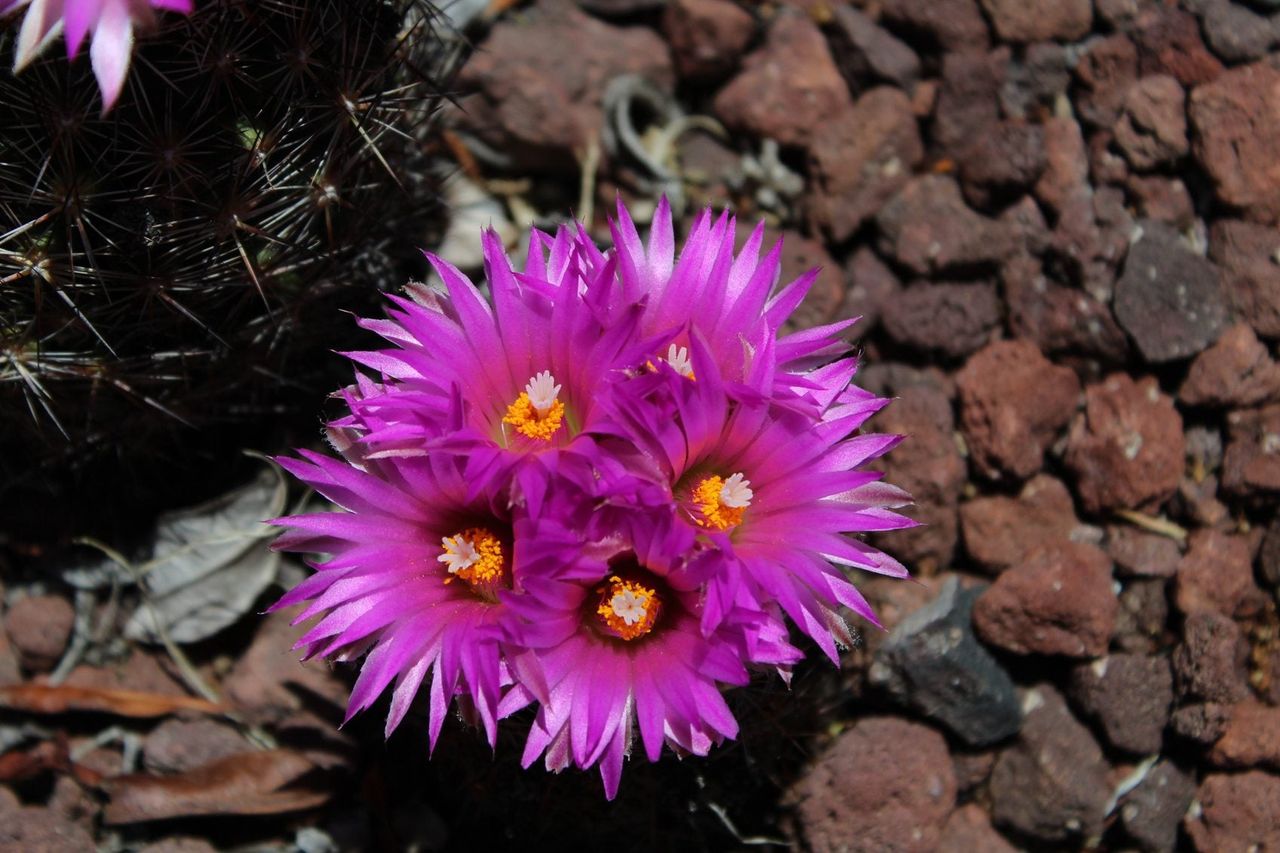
[[691, 472, 753, 531], [503, 371, 566, 441], [595, 575, 661, 641], [438, 527, 505, 599]]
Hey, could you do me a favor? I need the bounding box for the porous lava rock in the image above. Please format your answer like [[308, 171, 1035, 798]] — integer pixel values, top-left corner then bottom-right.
[[1189, 60, 1280, 225]]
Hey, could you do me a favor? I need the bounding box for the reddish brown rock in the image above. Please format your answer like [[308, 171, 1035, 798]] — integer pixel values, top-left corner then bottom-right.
[[1114, 220, 1228, 364], [934, 49, 1005, 155], [63, 648, 190, 697], [938, 804, 1017, 853], [1069, 654, 1173, 754], [1210, 220, 1280, 339], [806, 87, 922, 243], [789, 717, 955, 853], [1181, 324, 1280, 409], [224, 607, 350, 723], [973, 541, 1118, 658], [827, 6, 921, 91], [455, 0, 674, 172], [1203, 0, 1277, 63], [1075, 34, 1139, 129], [0, 806, 96, 851], [1114, 578, 1169, 655], [1003, 256, 1130, 361], [1223, 404, 1280, 495], [878, 0, 989, 52], [956, 340, 1080, 480], [769, 228, 842, 332], [999, 195, 1051, 256], [661, 0, 755, 82], [880, 282, 1000, 359], [1172, 702, 1233, 745], [713, 10, 852, 150], [4, 594, 75, 673], [1208, 701, 1280, 769], [990, 684, 1110, 843], [1175, 529, 1265, 619], [1189, 61, 1280, 225], [1132, 6, 1225, 87], [1126, 174, 1195, 229], [1035, 117, 1089, 214], [876, 175, 1014, 276], [1185, 771, 1280, 852], [1114, 75, 1188, 170], [952, 750, 997, 796], [1106, 526, 1181, 579], [1049, 187, 1133, 300], [979, 0, 1091, 42], [1173, 611, 1250, 704], [841, 248, 901, 333], [143, 718, 250, 774], [961, 476, 1080, 573], [1065, 374, 1185, 514], [959, 122, 1047, 209]]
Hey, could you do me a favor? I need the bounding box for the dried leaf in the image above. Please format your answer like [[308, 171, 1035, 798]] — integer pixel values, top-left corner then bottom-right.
[[0, 684, 223, 718], [104, 748, 331, 824]]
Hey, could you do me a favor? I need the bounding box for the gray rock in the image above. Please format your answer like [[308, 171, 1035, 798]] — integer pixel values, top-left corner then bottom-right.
[[1069, 654, 1174, 754], [1120, 760, 1197, 853], [870, 577, 1022, 747]]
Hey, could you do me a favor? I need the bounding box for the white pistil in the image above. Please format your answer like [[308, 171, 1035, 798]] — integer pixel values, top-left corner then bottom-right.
[[665, 344, 694, 378], [719, 472, 754, 509], [437, 535, 479, 574], [610, 589, 648, 626], [525, 370, 561, 414]]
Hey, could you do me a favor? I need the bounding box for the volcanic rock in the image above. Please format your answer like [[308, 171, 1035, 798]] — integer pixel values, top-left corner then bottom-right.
[[1069, 654, 1173, 754]]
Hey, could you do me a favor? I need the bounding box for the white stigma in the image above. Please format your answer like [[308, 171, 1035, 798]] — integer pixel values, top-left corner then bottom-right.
[[665, 344, 695, 378], [719, 473, 754, 508], [610, 589, 648, 626], [525, 370, 562, 414], [437, 535, 479, 574]]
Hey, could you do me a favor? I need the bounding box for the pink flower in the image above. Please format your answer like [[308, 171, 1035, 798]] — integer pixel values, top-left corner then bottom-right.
[[4, 0, 193, 111]]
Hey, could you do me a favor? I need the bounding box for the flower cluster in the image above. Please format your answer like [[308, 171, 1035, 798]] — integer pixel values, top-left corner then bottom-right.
[[270, 199, 913, 797], [3, 0, 192, 111]]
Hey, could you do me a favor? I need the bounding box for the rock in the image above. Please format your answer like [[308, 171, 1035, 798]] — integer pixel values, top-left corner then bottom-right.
[[955, 340, 1080, 480], [1075, 34, 1140, 129], [1003, 256, 1131, 361], [998, 195, 1051, 256], [1171, 702, 1233, 744], [788, 717, 956, 853], [1049, 187, 1133, 301], [959, 122, 1047, 209], [938, 804, 1017, 853], [63, 648, 190, 697], [1070, 654, 1173, 754], [1189, 61, 1280, 225], [1114, 221, 1228, 363], [827, 6, 921, 91], [1209, 220, 1280, 339], [1114, 75, 1188, 170], [866, 384, 965, 572], [1203, 0, 1276, 63], [0, 623, 18, 686], [0, 806, 96, 851], [841, 248, 901, 333], [1185, 771, 1280, 851], [1222, 403, 1280, 495], [1114, 579, 1170, 655], [1120, 760, 1196, 853], [878, 0, 989, 52], [934, 49, 1005, 155], [143, 718, 250, 774], [1208, 701, 1280, 769], [875, 176, 1014, 276], [1175, 528, 1265, 619], [870, 578, 1022, 747], [770, 228, 843, 332], [961, 476, 1081, 573], [454, 0, 674, 172], [979, 0, 1091, 42], [1001, 42, 1070, 119], [1132, 5, 1225, 87], [1182, 324, 1280, 408], [972, 540, 1118, 658], [1126, 175, 1195, 229], [951, 750, 997, 796], [880, 282, 1001, 359], [1263, 515, 1280, 589], [989, 684, 1111, 843], [1106, 525, 1182, 578], [806, 87, 922, 243], [1096, 0, 1151, 30], [1172, 610, 1250, 703], [661, 0, 755, 82], [224, 607, 351, 723], [1065, 374, 1186, 514], [137, 840, 220, 853], [4, 594, 75, 673], [713, 10, 852, 150], [1089, 128, 1133, 186], [1035, 117, 1089, 214]]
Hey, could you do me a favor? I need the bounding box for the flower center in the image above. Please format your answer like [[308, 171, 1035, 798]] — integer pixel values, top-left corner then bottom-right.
[[691, 472, 753, 531], [664, 344, 695, 380], [438, 527, 505, 600], [594, 575, 661, 641], [502, 370, 566, 441]]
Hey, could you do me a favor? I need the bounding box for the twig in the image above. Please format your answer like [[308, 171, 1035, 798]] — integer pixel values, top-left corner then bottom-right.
[[1112, 509, 1188, 543]]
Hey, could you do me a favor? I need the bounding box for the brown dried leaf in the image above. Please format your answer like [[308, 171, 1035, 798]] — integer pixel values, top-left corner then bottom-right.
[[104, 748, 330, 824], [0, 684, 223, 718]]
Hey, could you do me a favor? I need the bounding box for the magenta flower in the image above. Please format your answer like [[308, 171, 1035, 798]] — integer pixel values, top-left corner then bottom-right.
[[4, 0, 192, 111]]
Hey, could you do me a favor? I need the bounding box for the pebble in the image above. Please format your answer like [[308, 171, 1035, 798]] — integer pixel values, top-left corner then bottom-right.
[[878, 0, 990, 52], [4, 594, 75, 673], [827, 6, 921, 91], [875, 175, 1014, 276], [143, 718, 251, 775], [1222, 403, 1280, 495], [1207, 700, 1280, 769], [1209, 220, 1280, 339], [937, 804, 1017, 853], [1069, 653, 1173, 754], [1184, 771, 1280, 851], [840, 248, 901, 333], [661, 0, 755, 82], [1120, 760, 1196, 853], [1189, 61, 1280, 225], [1114, 75, 1188, 170], [1105, 525, 1181, 578], [1172, 610, 1250, 704], [958, 122, 1047, 210], [980, 0, 1092, 42], [961, 475, 1081, 573], [1202, 0, 1277, 63], [1176, 528, 1265, 619], [1003, 256, 1131, 361], [880, 282, 1001, 359], [1132, 5, 1224, 87]]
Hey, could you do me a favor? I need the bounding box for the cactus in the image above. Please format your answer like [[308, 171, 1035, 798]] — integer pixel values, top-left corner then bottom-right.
[[0, 0, 453, 544]]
